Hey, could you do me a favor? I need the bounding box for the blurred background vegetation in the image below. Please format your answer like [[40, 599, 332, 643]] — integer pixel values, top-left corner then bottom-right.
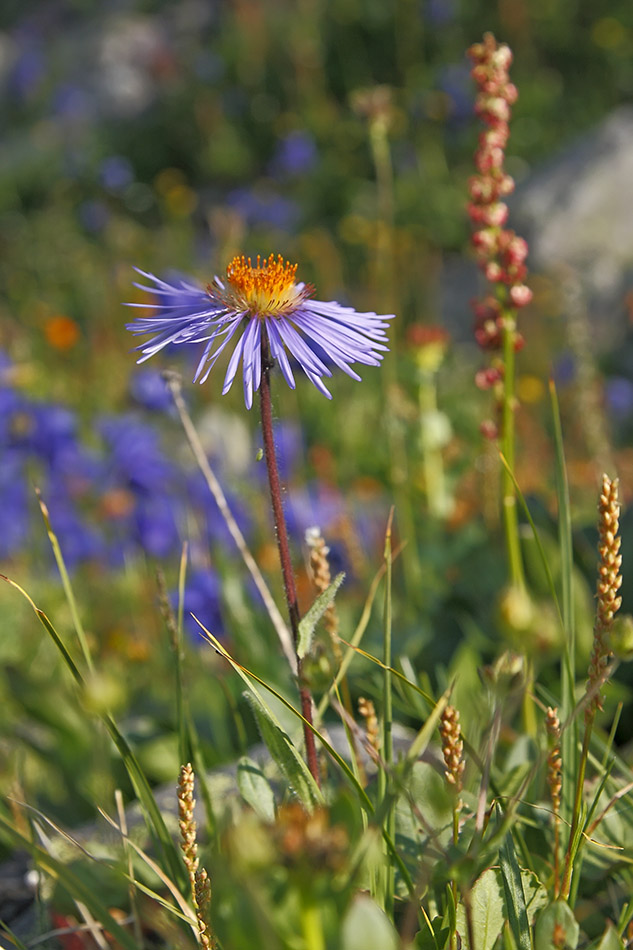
[[1, 0, 633, 833]]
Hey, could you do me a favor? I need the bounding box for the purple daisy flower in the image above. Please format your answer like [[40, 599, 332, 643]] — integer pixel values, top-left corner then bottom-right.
[[125, 254, 394, 409]]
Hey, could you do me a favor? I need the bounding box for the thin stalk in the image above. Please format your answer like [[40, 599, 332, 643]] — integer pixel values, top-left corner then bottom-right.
[[560, 721, 592, 901], [301, 899, 325, 950], [37, 492, 94, 673], [165, 371, 296, 672], [176, 543, 189, 766], [368, 114, 422, 597], [115, 790, 143, 949], [259, 332, 320, 787], [378, 508, 395, 915], [500, 313, 525, 592]]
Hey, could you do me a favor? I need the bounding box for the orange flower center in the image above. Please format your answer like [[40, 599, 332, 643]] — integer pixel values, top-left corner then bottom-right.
[[225, 254, 300, 316]]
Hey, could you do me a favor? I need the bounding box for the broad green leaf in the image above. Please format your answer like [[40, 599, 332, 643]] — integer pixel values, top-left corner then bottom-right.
[[534, 901, 579, 950], [521, 869, 549, 923], [456, 869, 505, 950], [243, 691, 323, 809], [237, 756, 276, 822], [341, 894, 399, 950], [597, 923, 625, 950], [414, 917, 451, 950], [297, 571, 345, 659]]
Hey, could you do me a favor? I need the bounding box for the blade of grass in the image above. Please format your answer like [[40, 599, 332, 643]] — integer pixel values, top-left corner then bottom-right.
[[498, 453, 563, 628], [549, 378, 577, 827], [175, 542, 189, 767], [37, 491, 94, 673], [2, 574, 184, 888], [316, 541, 406, 722], [197, 619, 416, 897], [0, 920, 30, 950], [377, 508, 395, 915], [0, 816, 138, 950]]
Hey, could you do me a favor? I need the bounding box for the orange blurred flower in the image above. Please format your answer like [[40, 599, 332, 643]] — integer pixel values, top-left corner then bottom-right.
[[44, 315, 80, 351]]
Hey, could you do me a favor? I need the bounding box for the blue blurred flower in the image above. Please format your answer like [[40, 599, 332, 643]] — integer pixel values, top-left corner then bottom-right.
[[48, 502, 105, 568], [0, 453, 30, 558], [226, 188, 299, 231], [8, 43, 45, 100], [8, 404, 77, 464], [99, 415, 178, 494], [79, 200, 110, 233], [605, 377, 633, 418], [134, 494, 181, 557], [51, 83, 92, 121], [270, 131, 318, 177], [424, 0, 456, 26], [125, 256, 393, 409], [437, 63, 473, 123], [100, 155, 134, 192], [129, 368, 173, 412], [186, 471, 252, 547], [553, 352, 576, 386], [272, 420, 304, 481], [177, 568, 224, 641]]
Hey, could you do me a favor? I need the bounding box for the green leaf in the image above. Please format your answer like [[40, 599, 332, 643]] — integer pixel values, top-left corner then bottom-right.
[[243, 691, 323, 809], [341, 894, 399, 950], [237, 756, 276, 822], [297, 571, 345, 659], [499, 834, 532, 950], [456, 869, 505, 950], [534, 901, 579, 950], [597, 924, 625, 950], [414, 917, 451, 950]]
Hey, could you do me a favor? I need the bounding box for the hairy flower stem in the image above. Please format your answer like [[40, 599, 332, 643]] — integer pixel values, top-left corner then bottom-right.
[[259, 332, 320, 787]]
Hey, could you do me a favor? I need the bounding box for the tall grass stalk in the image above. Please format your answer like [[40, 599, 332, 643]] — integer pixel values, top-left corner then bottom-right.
[[376, 508, 395, 915], [37, 491, 94, 674]]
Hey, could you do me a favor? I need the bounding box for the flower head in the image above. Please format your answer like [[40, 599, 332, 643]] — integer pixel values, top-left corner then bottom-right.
[[125, 254, 393, 409]]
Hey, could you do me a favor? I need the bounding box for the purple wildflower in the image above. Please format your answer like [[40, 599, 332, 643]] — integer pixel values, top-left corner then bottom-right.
[[125, 254, 394, 409], [177, 568, 225, 641]]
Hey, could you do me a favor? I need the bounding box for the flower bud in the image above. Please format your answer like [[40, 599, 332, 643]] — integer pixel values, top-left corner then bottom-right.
[[609, 614, 633, 661], [509, 284, 533, 308]]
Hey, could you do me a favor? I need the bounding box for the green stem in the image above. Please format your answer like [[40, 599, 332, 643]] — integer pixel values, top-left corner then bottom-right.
[[500, 312, 525, 592], [378, 509, 395, 915], [38, 492, 94, 673], [560, 719, 593, 901], [300, 898, 325, 950], [419, 371, 449, 519]]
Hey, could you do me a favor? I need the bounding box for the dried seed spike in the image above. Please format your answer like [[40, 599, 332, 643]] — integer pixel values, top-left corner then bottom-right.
[[178, 762, 199, 897], [440, 704, 465, 799], [177, 763, 216, 948], [195, 867, 213, 949], [305, 526, 339, 641], [586, 475, 622, 717], [358, 696, 380, 752], [545, 706, 562, 816]]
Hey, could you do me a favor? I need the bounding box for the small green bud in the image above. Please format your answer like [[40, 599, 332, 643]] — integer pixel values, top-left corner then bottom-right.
[[81, 671, 126, 716], [609, 614, 633, 661], [256, 447, 264, 461]]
